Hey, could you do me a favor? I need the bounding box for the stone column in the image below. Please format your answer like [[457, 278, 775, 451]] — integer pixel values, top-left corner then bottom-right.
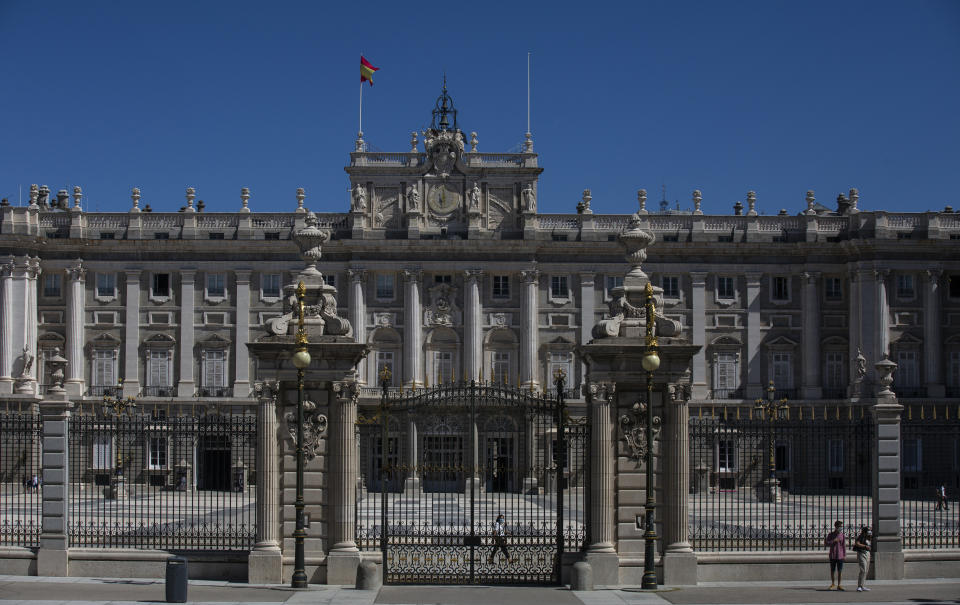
[[122, 270, 141, 397], [249, 382, 282, 583], [579, 272, 595, 385], [662, 385, 696, 585], [924, 270, 943, 397], [402, 269, 422, 389], [464, 269, 483, 381], [177, 271, 196, 397], [848, 271, 863, 397], [585, 383, 618, 586], [7, 257, 42, 395], [520, 269, 540, 389], [690, 273, 708, 399], [875, 270, 890, 363], [872, 382, 904, 579], [801, 272, 821, 399], [404, 419, 420, 494], [327, 380, 361, 585], [233, 270, 251, 397], [64, 261, 86, 398], [348, 269, 367, 384], [745, 272, 763, 398], [37, 396, 73, 576], [0, 258, 13, 393]]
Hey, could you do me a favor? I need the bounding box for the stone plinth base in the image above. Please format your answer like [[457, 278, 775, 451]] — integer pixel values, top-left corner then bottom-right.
[[247, 549, 282, 584], [872, 551, 904, 580], [464, 477, 482, 497], [755, 479, 781, 503], [326, 550, 362, 586], [403, 477, 422, 496], [522, 477, 539, 495], [585, 551, 619, 587], [37, 548, 68, 577], [662, 551, 697, 586]]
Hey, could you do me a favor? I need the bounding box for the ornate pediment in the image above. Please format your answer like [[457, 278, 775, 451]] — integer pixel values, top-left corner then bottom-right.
[[143, 332, 176, 348], [425, 283, 460, 327]]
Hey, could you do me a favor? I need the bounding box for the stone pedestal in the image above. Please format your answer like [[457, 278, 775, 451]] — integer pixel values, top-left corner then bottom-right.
[[871, 399, 904, 580], [37, 394, 73, 577], [755, 478, 782, 503]]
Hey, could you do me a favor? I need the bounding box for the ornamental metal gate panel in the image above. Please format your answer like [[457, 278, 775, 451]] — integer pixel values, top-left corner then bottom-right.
[[362, 378, 583, 585]]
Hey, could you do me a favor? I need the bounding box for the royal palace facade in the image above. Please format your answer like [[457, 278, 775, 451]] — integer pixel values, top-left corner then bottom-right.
[[1, 89, 959, 585]]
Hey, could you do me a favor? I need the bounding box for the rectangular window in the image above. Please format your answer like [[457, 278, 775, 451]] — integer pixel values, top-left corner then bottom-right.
[[264, 232, 281, 240], [152, 273, 170, 297], [262, 273, 281, 298], [715, 352, 739, 394], [949, 275, 960, 298], [324, 274, 336, 289], [774, 442, 791, 472], [96, 273, 116, 298], [606, 276, 623, 298], [492, 275, 510, 299], [828, 439, 844, 472], [548, 351, 573, 383], [773, 276, 789, 301], [154, 232, 170, 240], [434, 275, 452, 284], [824, 352, 844, 388], [492, 352, 511, 385], [550, 275, 569, 299], [772, 352, 793, 389], [208, 232, 225, 240], [897, 274, 915, 299], [206, 273, 226, 298], [93, 434, 113, 470], [100, 232, 115, 240], [376, 351, 395, 385], [902, 438, 922, 472], [434, 351, 454, 384], [825, 277, 842, 300], [662, 276, 679, 298], [203, 350, 226, 388], [43, 273, 62, 298], [148, 436, 168, 469], [376, 274, 394, 299], [717, 438, 736, 472], [896, 350, 919, 387], [93, 350, 115, 386], [147, 350, 171, 387], [717, 276, 735, 299]]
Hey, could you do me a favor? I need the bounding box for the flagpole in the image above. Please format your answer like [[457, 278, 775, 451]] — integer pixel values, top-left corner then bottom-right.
[[359, 52, 363, 137], [527, 52, 531, 135]]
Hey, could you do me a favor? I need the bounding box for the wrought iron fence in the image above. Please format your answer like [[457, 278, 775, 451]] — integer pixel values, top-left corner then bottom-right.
[[68, 403, 257, 550], [689, 405, 874, 551], [0, 409, 42, 547], [900, 403, 960, 548]]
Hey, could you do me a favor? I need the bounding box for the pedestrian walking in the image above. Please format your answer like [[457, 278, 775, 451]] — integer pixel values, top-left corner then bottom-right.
[[935, 483, 949, 511], [487, 514, 511, 564], [853, 526, 872, 592], [825, 520, 846, 590]]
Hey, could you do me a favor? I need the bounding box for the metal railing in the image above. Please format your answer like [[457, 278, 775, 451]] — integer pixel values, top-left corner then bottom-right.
[[0, 411, 42, 547], [710, 388, 745, 400], [900, 404, 960, 548], [67, 403, 257, 550], [894, 386, 927, 398], [689, 404, 874, 551], [142, 386, 175, 397], [198, 386, 231, 398]]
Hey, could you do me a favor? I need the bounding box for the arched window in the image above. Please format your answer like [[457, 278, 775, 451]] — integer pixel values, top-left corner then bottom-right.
[[368, 327, 401, 386], [483, 328, 518, 385], [425, 327, 459, 385]]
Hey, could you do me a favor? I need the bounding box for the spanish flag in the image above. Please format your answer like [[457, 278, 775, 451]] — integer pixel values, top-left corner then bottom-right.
[[361, 56, 379, 86]]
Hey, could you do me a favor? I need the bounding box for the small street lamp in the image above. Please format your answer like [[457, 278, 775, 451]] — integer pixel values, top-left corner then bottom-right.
[[755, 380, 788, 503], [641, 282, 661, 590], [290, 282, 311, 589], [101, 378, 137, 499]]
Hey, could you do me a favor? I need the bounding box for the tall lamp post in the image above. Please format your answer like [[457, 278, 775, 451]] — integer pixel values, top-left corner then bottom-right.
[[290, 282, 312, 589], [101, 378, 137, 499], [754, 380, 788, 503], [641, 282, 661, 590]]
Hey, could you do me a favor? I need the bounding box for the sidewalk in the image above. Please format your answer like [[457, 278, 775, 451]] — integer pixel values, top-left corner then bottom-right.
[[1, 576, 958, 605]]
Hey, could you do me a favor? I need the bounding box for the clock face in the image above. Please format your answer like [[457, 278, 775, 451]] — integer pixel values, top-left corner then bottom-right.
[[428, 184, 461, 214]]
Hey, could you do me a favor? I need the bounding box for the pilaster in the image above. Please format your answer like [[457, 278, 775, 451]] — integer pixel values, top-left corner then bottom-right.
[[520, 269, 540, 389], [579, 273, 595, 385], [64, 261, 87, 397], [249, 381, 282, 584], [690, 273, 708, 399], [178, 270, 196, 397], [464, 269, 483, 381], [1, 258, 15, 393], [745, 272, 763, 398], [662, 385, 696, 585], [923, 269, 944, 397], [585, 382, 619, 586], [348, 269, 368, 384], [402, 269, 423, 388], [327, 379, 361, 585], [233, 270, 251, 397], [801, 272, 821, 399]]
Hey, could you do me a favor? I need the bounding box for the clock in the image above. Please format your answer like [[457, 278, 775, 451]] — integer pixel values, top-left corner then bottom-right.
[[428, 184, 461, 215]]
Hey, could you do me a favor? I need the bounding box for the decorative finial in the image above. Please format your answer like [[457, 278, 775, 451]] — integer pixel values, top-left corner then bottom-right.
[[523, 132, 533, 152], [733, 201, 744, 216], [72, 186, 82, 209], [637, 189, 648, 214], [355, 131, 365, 152], [28, 184, 39, 207], [849, 188, 859, 213], [470, 131, 478, 152], [431, 79, 458, 131], [577, 189, 593, 214], [805, 190, 816, 215], [240, 187, 250, 212], [410, 131, 418, 153], [131, 188, 141, 212], [296, 187, 306, 212], [185, 187, 196, 212], [692, 190, 703, 215], [747, 191, 757, 216]]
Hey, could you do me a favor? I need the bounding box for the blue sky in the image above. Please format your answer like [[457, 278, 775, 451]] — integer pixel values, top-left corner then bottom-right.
[[2, 1, 958, 215]]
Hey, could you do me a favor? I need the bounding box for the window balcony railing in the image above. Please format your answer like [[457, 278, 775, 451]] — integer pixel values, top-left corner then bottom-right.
[[142, 386, 175, 397], [773, 388, 798, 400], [198, 386, 231, 398], [89, 385, 121, 397], [821, 388, 848, 399], [711, 388, 744, 400]]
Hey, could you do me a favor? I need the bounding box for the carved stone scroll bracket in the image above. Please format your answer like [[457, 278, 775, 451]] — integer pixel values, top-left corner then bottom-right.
[[619, 401, 661, 464], [285, 399, 328, 461]]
